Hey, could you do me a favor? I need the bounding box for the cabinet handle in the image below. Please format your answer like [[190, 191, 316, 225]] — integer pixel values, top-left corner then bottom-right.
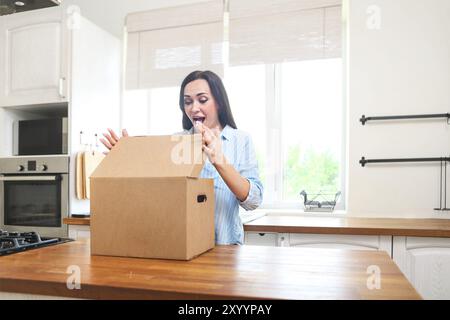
[[59, 77, 66, 99], [0, 176, 59, 181]]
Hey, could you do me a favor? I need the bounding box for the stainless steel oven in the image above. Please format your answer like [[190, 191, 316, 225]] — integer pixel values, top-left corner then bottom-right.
[[0, 156, 69, 237]]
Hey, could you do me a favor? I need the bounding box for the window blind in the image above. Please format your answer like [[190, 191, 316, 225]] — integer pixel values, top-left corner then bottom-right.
[[228, 0, 342, 66], [125, 1, 224, 90], [124, 0, 342, 89]]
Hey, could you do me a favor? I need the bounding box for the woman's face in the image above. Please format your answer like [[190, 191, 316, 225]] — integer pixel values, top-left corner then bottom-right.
[[183, 79, 221, 130]]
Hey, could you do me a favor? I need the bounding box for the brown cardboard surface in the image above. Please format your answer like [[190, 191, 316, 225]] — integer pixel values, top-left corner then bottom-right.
[[91, 134, 204, 178], [186, 177, 215, 258], [90, 134, 215, 260]]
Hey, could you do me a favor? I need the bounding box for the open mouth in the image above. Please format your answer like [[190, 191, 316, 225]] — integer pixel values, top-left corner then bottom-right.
[[192, 116, 206, 125]]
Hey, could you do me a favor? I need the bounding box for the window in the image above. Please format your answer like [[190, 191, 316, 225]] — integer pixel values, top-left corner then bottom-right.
[[280, 59, 343, 202], [224, 59, 343, 208], [123, 0, 345, 210], [122, 87, 181, 136], [224, 64, 267, 185]]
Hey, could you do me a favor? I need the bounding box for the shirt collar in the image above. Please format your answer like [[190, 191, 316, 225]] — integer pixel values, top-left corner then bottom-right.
[[220, 125, 231, 141]]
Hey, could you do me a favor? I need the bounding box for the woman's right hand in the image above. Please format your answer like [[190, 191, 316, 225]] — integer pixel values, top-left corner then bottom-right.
[[100, 128, 128, 153]]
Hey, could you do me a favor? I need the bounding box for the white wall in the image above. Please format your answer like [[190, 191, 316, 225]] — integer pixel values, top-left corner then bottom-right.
[[346, 0, 450, 218]]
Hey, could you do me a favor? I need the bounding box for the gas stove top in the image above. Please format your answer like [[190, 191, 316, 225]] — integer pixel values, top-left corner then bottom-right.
[[0, 230, 72, 256]]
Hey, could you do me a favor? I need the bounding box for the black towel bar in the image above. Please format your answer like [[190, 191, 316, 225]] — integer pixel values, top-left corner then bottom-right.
[[360, 156, 450, 211], [359, 157, 450, 167], [360, 113, 450, 125]]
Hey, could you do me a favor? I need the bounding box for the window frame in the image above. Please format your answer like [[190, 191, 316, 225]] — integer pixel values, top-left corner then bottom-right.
[[258, 61, 346, 211]]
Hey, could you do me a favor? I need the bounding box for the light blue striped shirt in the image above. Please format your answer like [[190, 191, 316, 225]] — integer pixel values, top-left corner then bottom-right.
[[184, 125, 263, 245]]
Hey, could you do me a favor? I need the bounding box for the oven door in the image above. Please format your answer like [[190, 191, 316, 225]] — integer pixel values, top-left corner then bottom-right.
[[0, 174, 68, 237]]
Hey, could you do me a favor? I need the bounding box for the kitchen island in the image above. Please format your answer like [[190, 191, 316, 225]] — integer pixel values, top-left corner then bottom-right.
[[0, 239, 420, 300]]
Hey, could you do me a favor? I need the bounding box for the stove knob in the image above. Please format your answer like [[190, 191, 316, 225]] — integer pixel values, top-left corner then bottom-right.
[[41, 164, 48, 171], [17, 165, 25, 172]]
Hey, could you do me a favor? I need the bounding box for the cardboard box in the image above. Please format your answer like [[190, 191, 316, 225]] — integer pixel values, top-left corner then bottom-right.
[[90, 134, 215, 260]]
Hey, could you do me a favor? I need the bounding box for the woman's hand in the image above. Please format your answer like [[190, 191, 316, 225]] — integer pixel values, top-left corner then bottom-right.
[[195, 123, 250, 201], [100, 128, 128, 153], [195, 123, 224, 165]]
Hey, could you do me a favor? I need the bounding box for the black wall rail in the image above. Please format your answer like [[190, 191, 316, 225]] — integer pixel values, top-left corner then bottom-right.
[[436, 159, 448, 211], [360, 113, 450, 125], [359, 157, 450, 167], [359, 156, 450, 211]]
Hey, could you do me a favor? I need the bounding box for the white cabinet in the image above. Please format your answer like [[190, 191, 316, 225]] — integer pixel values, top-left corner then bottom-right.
[[68, 225, 90, 240], [0, 7, 69, 107], [245, 232, 279, 246], [393, 236, 450, 300], [288, 233, 392, 256], [244, 231, 392, 256]]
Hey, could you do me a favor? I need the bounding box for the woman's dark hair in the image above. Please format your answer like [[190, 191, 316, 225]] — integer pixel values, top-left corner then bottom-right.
[[179, 70, 237, 130]]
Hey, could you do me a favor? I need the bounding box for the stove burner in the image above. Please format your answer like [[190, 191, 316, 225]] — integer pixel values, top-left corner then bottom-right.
[[0, 230, 72, 256]]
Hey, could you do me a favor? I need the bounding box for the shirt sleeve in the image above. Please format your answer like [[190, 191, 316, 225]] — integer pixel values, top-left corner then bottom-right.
[[238, 134, 264, 211]]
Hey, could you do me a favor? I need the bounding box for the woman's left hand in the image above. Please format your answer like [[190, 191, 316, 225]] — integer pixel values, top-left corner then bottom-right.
[[195, 122, 250, 202], [195, 123, 225, 166]]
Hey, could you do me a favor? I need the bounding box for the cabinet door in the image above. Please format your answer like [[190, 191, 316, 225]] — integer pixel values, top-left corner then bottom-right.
[[0, 7, 69, 107], [68, 225, 91, 240], [393, 236, 450, 300], [245, 232, 278, 246], [289, 233, 392, 256]]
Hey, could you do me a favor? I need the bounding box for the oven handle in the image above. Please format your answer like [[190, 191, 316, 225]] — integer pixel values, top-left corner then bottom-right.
[[0, 176, 60, 181]]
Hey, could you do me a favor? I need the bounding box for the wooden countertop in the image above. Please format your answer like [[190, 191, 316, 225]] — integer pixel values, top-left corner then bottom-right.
[[0, 239, 420, 300], [64, 217, 90, 226], [244, 216, 450, 237], [65, 216, 450, 238]]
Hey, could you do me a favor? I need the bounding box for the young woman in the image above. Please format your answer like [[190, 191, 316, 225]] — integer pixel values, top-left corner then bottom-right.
[[101, 70, 263, 245]]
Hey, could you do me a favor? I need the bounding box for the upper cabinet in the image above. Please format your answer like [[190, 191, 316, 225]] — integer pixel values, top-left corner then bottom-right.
[[0, 7, 69, 107]]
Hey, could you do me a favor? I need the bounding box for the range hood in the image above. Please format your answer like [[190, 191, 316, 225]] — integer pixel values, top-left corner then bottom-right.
[[0, 0, 60, 16]]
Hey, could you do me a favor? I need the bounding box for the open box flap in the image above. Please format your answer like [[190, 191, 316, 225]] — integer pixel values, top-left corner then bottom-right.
[[91, 134, 205, 178]]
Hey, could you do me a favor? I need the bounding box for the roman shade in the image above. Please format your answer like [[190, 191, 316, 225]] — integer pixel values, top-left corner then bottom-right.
[[125, 1, 224, 89], [228, 0, 342, 66], [124, 0, 342, 89]]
